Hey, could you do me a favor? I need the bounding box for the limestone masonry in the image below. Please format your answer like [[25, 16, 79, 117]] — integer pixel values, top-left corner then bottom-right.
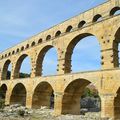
[[0, 0, 120, 119]]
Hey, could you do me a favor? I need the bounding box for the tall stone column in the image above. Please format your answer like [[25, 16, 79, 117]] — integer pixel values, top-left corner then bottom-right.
[[57, 52, 71, 75], [5, 90, 11, 105], [10, 62, 16, 80], [26, 91, 33, 108], [100, 94, 116, 119], [54, 92, 63, 116], [101, 36, 119, 69]]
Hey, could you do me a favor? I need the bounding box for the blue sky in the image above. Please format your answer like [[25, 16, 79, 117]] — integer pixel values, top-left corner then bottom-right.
[[0, 0, 107, 75]]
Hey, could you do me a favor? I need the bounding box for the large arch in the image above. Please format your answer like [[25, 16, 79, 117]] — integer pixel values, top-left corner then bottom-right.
[[10, 83, 26, 106], [13, 54, 31, 79], [36, 45, 58, 76], [0, 84, 7, 100], [64, 33, 101, 73], [32, 81, 54, 109], [62, 79, 100, 115], [2, 60, 12, 80]]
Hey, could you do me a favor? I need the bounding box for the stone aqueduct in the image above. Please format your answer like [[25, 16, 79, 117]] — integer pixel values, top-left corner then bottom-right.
[[0, 0, 120, 119]]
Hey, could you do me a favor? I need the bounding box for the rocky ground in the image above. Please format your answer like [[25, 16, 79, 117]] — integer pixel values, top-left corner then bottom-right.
[[0, 104, 101, 120]]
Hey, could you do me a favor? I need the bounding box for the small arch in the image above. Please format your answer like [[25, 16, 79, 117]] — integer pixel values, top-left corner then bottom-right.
[[10, 83, 26, 106], [26, 44, 29, 49], [55, 30, 61, 37], [12, 51, 15, 55], [2, 60, 12, 80], [92, 14, 102, 22], [32, 82, 54, 109], [38, 39, 42, 44], [2, 55, 3, 59], [110, 7, 120, 16], [16, 48, 19, 53], [0, 84, 7, 100], [66, 25, 73, 32], [8, 52, 11, 56], [46, 35, 51, 41], [78, 20, 86, 28], [21, 46, 24, 51], [5, 54, 7, 57], [31, 41, 36, 47]]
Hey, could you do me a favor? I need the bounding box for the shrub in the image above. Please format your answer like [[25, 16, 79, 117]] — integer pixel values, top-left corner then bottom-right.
[[0, 99, 5, 109], [18, 109, 25, 117]]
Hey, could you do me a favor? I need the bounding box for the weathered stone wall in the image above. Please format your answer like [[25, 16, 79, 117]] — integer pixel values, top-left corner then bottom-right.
[[0, 0, 120, 119]]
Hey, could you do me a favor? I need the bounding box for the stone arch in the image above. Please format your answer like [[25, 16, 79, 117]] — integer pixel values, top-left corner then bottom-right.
[[8, 52, 11, 56], [110, 7, 120, 16], [10, 83, 26, 106], [5, 54, 7, 57], [2, 59, 12, 80], [64, 33, 100, 73], [21, 46, 24, 51], [12, 51, 15, 55], [35, 45, 58, 76], [46, 35, 51, 41], [16, 48, 19, 53], [62, 78, 100, 114], [31, 41, 36, 47], [66, 25, 73, 32], [38, 38, 42, 44], [13, 54, 31, 79], [0, 84, 7, 100], [32, 81, 54, 108], [26, 44, 29, 49], [92, 14, 102, 22], [55, 30, 61, 37], [78, 20, 86, 28]]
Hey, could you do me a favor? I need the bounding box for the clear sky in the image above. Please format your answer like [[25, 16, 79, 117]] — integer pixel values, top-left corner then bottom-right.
[[0, 0, 108, 75]]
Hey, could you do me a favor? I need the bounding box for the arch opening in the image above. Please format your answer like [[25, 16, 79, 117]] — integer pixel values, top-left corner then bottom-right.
[[55, 31, 61, 37], [66, 25, 73, 33], [38, 39, 42, 44], [78, 21, 86, 28], [65, 33, 101, 73], [0, 84, 7, 101], [92, 14, 102, 23], [2, 60, 12, 80], [10, 83, 26, 106], [32, 82, 54, 109], [46, 35, 51, 41], [14, 54, 31, 79], [36, 45, 58, 76], [110, 7, 120, 16], [26, 44, 29, 49], [31, 41, 36, 47], [62, 79, 101, 115]]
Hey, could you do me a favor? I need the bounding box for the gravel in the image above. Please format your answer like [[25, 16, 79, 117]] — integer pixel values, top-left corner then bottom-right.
[[0, 104, 101, 120]]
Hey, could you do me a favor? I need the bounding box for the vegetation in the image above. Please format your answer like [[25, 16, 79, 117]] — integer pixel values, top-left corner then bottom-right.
[[0, 99, 5, 109], [82, 87, 99, 98], [17, 109, 25, 117], [7, 71, 30, 79]]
